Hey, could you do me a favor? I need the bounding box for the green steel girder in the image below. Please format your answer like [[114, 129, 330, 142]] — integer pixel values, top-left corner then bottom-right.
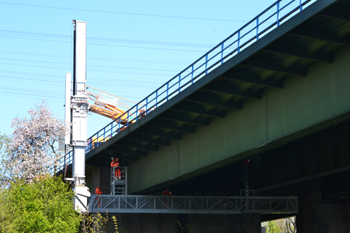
[[147, 119, 196, 133], [117, 139, 159, 152], [108, 145, 148, 157], [84, 0, 350, 195], [136, 126, 182, 140], [171, 101, 226, 118], [264, 42, 334, 63], [104, 152, 139, 162], [157, 110, 210, 126], [125, 133, 170, 146], [319, 7, 350, 22], [202, 81, 262, 99], [289, 25, 350, 46], [220, 70, 284, 88], [241, 57, 308, 76], [187, 92, 243, 109]]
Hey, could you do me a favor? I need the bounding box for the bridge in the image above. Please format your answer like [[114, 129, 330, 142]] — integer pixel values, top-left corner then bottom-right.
[[61, 0, 350, 232]]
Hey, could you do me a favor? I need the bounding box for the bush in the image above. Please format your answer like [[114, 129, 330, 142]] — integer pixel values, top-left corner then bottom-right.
[[0, 175, 80, 233]]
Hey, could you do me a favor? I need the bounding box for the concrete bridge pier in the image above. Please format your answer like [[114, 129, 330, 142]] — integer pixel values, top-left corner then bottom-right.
[[296, 180, 350, 233], [105, 213, 261, 233]]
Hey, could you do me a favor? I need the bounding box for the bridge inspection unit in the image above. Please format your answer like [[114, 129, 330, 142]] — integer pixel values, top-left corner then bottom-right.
[[60, 0, 350, 232]]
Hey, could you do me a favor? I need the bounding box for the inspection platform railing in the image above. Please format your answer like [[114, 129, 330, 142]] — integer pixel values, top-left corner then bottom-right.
[[58, 0, 318, 173], [89, 195, 298, 214]]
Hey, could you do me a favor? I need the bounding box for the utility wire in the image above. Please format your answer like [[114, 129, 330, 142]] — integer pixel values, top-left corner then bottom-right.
[[0, 50, 190, 65], [0, 1, 248, 23]]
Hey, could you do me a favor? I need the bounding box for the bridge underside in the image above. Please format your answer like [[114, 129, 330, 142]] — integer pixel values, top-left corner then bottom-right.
[[69, 0, 350, 205]]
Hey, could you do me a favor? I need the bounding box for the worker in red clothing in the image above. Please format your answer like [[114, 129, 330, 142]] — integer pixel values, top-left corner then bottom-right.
[[162, 188, 173, 196], [95, 185, 103, 208], [111, 157, 121, 180]]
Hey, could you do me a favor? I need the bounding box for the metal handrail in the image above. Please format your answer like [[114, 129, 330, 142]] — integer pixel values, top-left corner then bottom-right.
[[57, 0, 317, 172], [89, 195, 298, 214]]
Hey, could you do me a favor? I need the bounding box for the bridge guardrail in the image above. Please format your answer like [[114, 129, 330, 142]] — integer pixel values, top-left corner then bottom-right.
[[89, 195, 298, 214], [58, 0, 317, 173]]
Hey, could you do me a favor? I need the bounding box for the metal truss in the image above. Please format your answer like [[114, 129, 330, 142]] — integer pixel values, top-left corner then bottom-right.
[[89, 195, 297, 214]]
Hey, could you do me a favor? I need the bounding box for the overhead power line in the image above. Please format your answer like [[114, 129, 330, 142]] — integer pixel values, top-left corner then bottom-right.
[[0, 1, 248, 23], [0, 50, 190, 65], [0, 29, 214, 48]]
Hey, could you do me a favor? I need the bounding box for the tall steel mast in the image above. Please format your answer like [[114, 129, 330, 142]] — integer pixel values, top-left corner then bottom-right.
[[65, 20, 90, 212]]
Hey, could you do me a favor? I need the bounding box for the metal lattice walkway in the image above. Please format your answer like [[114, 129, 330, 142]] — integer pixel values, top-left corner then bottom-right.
[[89, 195, 298, 214]]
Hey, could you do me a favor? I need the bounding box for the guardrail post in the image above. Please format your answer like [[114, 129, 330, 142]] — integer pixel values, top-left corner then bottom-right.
[[221, 43, 224, 64], [256, 17, 259, 40], [237, 31, 241, 53], [166, 83, 169, 101], [127, 111, 129, 127], [191, 65, 194, 84], [136, 104, 139, 119], [103, 128, 105, 142], [146, 98, 148, 114], [277, 1, 280, 26], [156, 90, 158, 108], [300, 0, 303, 11], [96, 132, 99, 147], [178, 74, 181, 93], [118, 119, 121, 133], [110, 122, 113, 137], [205, 54, 208, 75]]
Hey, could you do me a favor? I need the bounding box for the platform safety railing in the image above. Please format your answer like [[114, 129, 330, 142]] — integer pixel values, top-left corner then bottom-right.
[[89, 195, 298, 214], [57, 0, 317, 173]]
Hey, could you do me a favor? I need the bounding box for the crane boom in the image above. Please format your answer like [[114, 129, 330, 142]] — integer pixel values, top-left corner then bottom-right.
[[84, 85, 138, 123]]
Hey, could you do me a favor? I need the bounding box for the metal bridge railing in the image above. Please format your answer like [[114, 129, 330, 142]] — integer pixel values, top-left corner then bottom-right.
[[57, 0, 318, 173], [89, 195, 298, 214]]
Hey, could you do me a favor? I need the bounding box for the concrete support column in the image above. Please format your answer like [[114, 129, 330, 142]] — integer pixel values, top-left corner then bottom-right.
[[297, 180, 350, 233]]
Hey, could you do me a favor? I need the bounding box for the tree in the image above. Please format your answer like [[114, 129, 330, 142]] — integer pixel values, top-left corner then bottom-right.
[[4, 100, 67, 182], [0, 175, 81, 232], [0, 132, 10, 186], [264, 217, 296, 233], [266, 221, 281, 233]]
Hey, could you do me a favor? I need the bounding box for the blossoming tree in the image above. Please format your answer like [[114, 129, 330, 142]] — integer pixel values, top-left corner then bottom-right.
[[4, 100, 67, 182]]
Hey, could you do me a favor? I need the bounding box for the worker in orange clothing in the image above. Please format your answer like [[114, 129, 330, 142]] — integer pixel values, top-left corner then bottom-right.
[[162, 188, 173, 196], [111, 157, 121, 180], [95, 185, 103, 208]]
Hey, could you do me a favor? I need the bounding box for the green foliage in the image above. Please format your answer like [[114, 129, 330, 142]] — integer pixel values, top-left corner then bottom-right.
[[80, 212, 121, 233], [112, 216, 119, 233], [0, 132, 10, 186], [266, 221, 281, 233], [0, 175, 80, 233], [176, 220, 193, 233]]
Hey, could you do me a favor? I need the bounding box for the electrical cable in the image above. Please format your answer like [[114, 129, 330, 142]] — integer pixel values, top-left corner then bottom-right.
[[0, 1, 248, 23]]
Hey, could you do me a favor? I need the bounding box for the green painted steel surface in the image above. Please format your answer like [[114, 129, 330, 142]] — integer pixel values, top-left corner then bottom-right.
[[128, 47, 350, 193]]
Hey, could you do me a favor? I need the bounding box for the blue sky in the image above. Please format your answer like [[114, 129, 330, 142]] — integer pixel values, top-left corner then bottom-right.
[[0, 0, 276, 137]]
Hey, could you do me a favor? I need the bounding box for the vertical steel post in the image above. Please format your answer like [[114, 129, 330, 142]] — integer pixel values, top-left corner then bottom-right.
[[191, 65, 194, 84], [277, 1, 280, 26], [127, 111, 129, 127], [156, 90, 158, 108], [205, 54, 208, 75], [69, 20, 90, 212], [167, 82, 169, 101], [221, 43, 224, 64], [178, 74, 181, 93], [237, 31, 241, 53], [256, 17, 259, 40]]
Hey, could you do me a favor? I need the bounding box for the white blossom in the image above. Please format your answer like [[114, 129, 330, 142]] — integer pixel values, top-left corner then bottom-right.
[[5, 100, 68, 182]]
